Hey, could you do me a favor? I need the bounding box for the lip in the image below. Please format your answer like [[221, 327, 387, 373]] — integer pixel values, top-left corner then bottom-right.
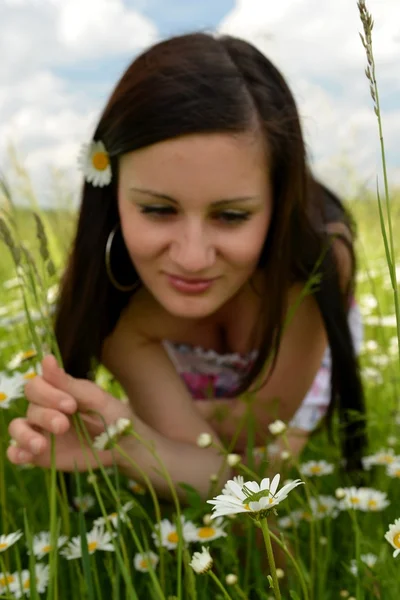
[[165, 273, 217, 294]]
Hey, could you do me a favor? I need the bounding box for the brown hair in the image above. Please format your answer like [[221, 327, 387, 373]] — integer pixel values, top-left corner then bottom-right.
[[54, 32, 366, 473]]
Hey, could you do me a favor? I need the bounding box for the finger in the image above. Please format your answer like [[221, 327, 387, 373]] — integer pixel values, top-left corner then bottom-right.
[[42, 355, 112, 419], [8, 418, 48, 456], [27, 404, 70, 435], [7, 444, 34, 465], [25, 374, 77, 413]]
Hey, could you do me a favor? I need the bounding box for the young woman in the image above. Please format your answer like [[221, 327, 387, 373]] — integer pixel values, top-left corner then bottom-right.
[[7, 32, 367, 499]]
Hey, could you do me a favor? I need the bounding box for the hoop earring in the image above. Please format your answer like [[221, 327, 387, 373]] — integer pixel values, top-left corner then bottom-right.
[[105, 223, 141, 292]]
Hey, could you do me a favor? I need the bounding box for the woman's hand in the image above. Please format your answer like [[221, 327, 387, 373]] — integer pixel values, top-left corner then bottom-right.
[[7, 354, 134, 471]]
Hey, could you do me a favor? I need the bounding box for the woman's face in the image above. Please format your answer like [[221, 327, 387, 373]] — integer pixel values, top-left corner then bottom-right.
[[118, 131, 272, 320]]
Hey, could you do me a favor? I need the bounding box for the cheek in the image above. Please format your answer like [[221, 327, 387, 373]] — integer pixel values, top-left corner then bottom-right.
[[226, 218, 269, 267]]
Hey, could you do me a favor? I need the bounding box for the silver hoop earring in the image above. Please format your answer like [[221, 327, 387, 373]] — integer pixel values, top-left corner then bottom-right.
[[105, 223, 141, 292]]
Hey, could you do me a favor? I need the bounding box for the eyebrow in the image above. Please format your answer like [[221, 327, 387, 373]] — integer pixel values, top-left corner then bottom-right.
[[129, 187, 258, 206]]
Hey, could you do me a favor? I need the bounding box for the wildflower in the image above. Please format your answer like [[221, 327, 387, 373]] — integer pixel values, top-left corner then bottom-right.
[[268, 420, 287, 436], [189, 546, 213, 574], [335, 488, 346, 499], [128, 479, 146, 494], [225, 573, 238, 585], [276, 568, 285, 579], [7, 349, 37, 370], [222, 475, 244, 495], [387, 436, 397, 447], [22, 365, 42, 380], [384, 518, 400, 557], [133, 551, 159, 573], [299, 460, 334, 477], [72, 494, 95, 513], [387, 462, 400, 478], [280, 450, 291, 461], [187, 517, 227, 543], [30, 531, 68, 559], [152, 516, 196, 551], [0, 373, 24, 408], [362, 448, 397, 470], [227, 453, 241, 467], [0, 530, 23, 552], [14, 563, 50, 597], [197, 433, 213, 448], [61, 525, 116, 560], [93, 501, 133, 528], [309, 495, 339, 519], [209, 473, 218, 484], [349, 553, 378, 575], [92, 418, 133, 450], [78, 140, 112, 187], [277, 511, 302, 529], [207, 474, 304, 520], [361, 489, 390, 512]]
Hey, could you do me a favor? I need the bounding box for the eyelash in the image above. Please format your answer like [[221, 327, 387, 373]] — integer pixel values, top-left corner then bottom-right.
[[138, 205, 251, 224]]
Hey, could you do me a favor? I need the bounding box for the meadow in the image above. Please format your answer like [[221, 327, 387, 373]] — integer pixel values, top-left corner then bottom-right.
[[0, 3, 399, 598]]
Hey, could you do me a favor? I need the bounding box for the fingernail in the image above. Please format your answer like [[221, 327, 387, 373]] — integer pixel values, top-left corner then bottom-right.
[[30, 439, 43, 454], [51, 417, 63, 434], [60, 399, 75, 412]]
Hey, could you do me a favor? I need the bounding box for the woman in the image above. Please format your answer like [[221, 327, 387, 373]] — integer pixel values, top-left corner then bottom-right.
[[7, 32, 366, 499]]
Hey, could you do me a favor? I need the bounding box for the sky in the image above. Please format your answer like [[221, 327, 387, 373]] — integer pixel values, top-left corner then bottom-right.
[[1, 0, 399, 207]]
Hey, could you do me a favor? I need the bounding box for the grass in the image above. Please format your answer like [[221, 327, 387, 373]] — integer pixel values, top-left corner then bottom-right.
[[0, 1, 399, 598]]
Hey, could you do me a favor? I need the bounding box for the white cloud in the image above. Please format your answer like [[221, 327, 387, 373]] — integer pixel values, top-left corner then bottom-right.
[[0, 0, 158, 203], [218, 0, 400, 193]]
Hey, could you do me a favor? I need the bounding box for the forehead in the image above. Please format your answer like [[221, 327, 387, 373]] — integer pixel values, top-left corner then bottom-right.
[[118, 132, 269, 198]]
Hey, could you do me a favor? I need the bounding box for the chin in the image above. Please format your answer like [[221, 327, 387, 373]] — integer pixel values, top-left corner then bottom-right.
[[160, 295, 221, 320]]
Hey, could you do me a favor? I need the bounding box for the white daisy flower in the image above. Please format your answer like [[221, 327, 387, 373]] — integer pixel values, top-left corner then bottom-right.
[[93, 501, 133, 528], [226, 453, 241, 467], [299, 460, 334, 477], [0, 373, 24, 408], [187, 517, 227, 543], [22, 364, 43, 381], [61, 525, 116, 560], [0, 571, 19, 595], [78, 140, 112, 187], [360, 489, 390, 512], [222, 476, 244, 496], [30, 531, 68, 559], [309, 495, 339, 519], [72, 494, 96, 513], [362, 448, 398, 469], [277, 511, 303, 529], [384, 518, 400, 558], [7, 349, 37, 370], [0, 530, 23, 552], [225, 574, 238, 585], [387, 462, 400, 478], [92, 418, 133, 450], [152, 516, 196, 551], [13, 563, 50, 597], [207, 474, 304, 520], [338, 487, 367, 511], [268, 419, 287, 436], [127, 479, 146, 495], [133, 551, 159, 573], [189, 546, 213, 574]]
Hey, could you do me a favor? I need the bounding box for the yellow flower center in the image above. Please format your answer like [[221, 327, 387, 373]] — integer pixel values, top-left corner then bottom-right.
[[394, 469, 400, 478], [88, 541, 98, 552], [42, 544, 51, 554], [198, 527, 216, 539], [380, 455, 394, 464], [350, 497, 360, 505], [23, 350, 37, 360], [23, 372, 37, 380], [318, 505, 327, 513], [244, 503, 251, 510], [23, 578, 31, 590], [140, 559, 149, 570], [310, 466, 322, 474], [129, 482, 145, 494], [0, 393, 8, 402], [0, 542, 8, 549], [108, 512, 117, 520], [92, 152, 109, 171], [393, 533, 400, 548], [167, 532, 179, 544], [0, 575, 14, 586], [368, 500, 377, 509]]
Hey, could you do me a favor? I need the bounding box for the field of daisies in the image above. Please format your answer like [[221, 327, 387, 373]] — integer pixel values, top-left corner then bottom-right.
[[0, 6, 399, 599]]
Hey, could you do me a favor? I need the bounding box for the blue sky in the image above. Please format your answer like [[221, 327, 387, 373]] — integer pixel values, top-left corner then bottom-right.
[[0, 0, 399, 205]]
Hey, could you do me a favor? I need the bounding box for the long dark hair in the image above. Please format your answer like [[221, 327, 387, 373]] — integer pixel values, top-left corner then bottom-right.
[[54, 32, 367, 473]]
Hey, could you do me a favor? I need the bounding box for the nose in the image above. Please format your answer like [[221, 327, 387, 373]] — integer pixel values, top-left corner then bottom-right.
[[169, 220, 216, 274]]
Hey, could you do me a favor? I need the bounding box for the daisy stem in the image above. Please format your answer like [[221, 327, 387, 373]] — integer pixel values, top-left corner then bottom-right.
[[268, 530, 309, 600], [259, 518, 282, 600], [207, 570, 234, 600], [349, 510, 363, 600]]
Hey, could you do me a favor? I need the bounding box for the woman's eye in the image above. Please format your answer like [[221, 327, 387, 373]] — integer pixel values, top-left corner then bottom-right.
[[216, 211, 251, 224], [139, 205, 176, 216]]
